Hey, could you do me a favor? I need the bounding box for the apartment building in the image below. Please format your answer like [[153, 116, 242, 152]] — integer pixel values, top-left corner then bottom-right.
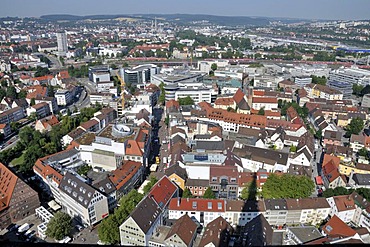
[[26, 102, 51, 119], [168, 198, 226, 227], [326, 195, 356, 223], [0, 106, 25, 125], [327, 80, 353, 99], [304, 83, 343, 100], [90, 93, 114, 106]]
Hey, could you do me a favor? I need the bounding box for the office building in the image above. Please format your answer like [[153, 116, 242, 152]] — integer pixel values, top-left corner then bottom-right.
[[327, 80, 353, 99], [329, 67, 370, 86]]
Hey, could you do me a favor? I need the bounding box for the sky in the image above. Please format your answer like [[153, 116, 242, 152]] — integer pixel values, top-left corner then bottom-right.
[[1, 0, 370, 20]]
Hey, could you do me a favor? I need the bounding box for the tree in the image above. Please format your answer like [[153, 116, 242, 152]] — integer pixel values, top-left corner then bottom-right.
[[182, 188, 194, 198], [257, 107, 265, 115], [178, 96, 194, 106], [358, 147, 369, 158], [46, 212, 72, 240], [18, 90, 27, 99], [261, 174, 314, 199], [143, 176, 158, 194], [345, 117, 364, 137], [30, 98, 36, 106], [203, 187, 216, 199], [311, 75, 327, 85], [353, 83, 364, 96], [98, 190, 143, 244], [6, 86, 17, 99], [211, 63, 217, 72], [290, 145, 297, 153], [240, 179, 257, 200], [314, 129, 322, 140], [28, 112, 37, 121]]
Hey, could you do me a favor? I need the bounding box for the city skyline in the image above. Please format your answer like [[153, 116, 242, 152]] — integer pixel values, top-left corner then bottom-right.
[[1, 0, 370, 21]]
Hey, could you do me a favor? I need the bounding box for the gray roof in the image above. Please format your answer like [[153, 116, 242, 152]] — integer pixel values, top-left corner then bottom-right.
[[194, 141, 224, 151], [233, 146, 289, 166], [352, 174, 370, 186], [59, 172, 99, 208], [92, 176, 116, 195], [130, 196, 162, 234], [171, 135, 185, 146], [288, 227, 323, 244], [43, 148, 79, 164], [264, 199, 287, 211], [186, 179, 209, 187]]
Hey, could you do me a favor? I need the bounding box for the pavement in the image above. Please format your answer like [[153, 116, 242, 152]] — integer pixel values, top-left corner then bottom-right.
[[0, 214, 43, 243]]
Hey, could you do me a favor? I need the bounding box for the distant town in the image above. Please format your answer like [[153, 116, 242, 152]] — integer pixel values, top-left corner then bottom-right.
[[1, 14, 370, 246]]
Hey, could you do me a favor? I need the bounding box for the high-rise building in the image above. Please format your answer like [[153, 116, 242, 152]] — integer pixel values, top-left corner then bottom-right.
[[56, 32, 68, 55]]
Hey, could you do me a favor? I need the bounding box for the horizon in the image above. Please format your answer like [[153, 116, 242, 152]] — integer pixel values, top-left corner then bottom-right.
[[1, 0, 370, 21]]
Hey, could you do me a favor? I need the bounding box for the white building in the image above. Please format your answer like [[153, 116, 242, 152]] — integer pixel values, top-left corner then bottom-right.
[[329, 66, 370, 86], [55, 89, 73, 106], [168, 198, 226, 227], [58, 172, 109, 226], [56, 32, 68, 56]]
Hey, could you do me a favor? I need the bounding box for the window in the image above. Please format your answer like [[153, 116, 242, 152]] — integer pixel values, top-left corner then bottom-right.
[[218, 202, 222, 210], [208, 202, 212, 209]]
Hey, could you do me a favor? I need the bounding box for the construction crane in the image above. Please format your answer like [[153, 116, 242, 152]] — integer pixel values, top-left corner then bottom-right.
[[117, 72, 125, 110]]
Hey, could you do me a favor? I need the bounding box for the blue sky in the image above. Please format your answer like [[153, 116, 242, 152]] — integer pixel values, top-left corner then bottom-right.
[[1, 0, 369, 20]]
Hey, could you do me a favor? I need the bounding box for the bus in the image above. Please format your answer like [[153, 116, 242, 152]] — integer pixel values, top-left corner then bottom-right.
[[155, 156, 160, 164]]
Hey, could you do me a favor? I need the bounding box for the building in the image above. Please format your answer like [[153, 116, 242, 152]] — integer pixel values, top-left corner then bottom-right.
[[90, 93, 114, 106], [329, 66, 370, 87], [286, 226, 323, 245], [304, 83, 343, 100], [0, 162, 40, 230], [0, 123, 11, 138], [0, 107, 25, 125], [56, 32, 68, 56], [240, 214, 273, 246], [27, 102, 51, 119], [123, 64, 159, 86], [119, 176, 178, 246], [294, 76, 312, 87], [88, 65, 110, 83], [362, 94, 370, 108], [35, 115, 60, 133], [58, 172, 109, 226], [209, 166, 239, 200], [168, 198, 226, 227], [326, 195, 356, 223], [163, 214, 198, 247], [327, 80, 353, 99], [198, 216, 233, 247], [55, 89, 73, 106]]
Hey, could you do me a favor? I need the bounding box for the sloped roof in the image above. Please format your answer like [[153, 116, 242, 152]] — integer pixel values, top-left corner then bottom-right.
[[125, 140, 143, 156], [0, 162, 18, 211], [322, 215, 357, 237], [165, 214, 197, 246], [148, 176, 178, 209], [199, 216, 233, 247]]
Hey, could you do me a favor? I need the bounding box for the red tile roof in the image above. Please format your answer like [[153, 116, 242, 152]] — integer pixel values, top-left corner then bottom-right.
[[165, 99, 180, 109], [109, 160, 142, 190], [26, 85, 48, 99], [0, 162, 18, 211], [125, 140, 143, 156], [148, 176, 178, 209], [169, 198, 225, 212], [252, 97, 278, 104], [214, 97, 234, 106], [322, 215, 357, 237], [333, 195, 356, 212], [233, 88, 245, 104]]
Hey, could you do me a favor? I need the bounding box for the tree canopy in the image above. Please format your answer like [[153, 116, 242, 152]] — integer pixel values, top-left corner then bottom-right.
[[261, 174, 314, 199], [345, 117, 364, 137], [98, 190, 144, 244], [203, 187, 216, 199], [182, 188, 194, 198], [178, 96, 194, 106], [310, 75, 327, 85], [143, 176, 158, 195], [46, 212, 72, 240]]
